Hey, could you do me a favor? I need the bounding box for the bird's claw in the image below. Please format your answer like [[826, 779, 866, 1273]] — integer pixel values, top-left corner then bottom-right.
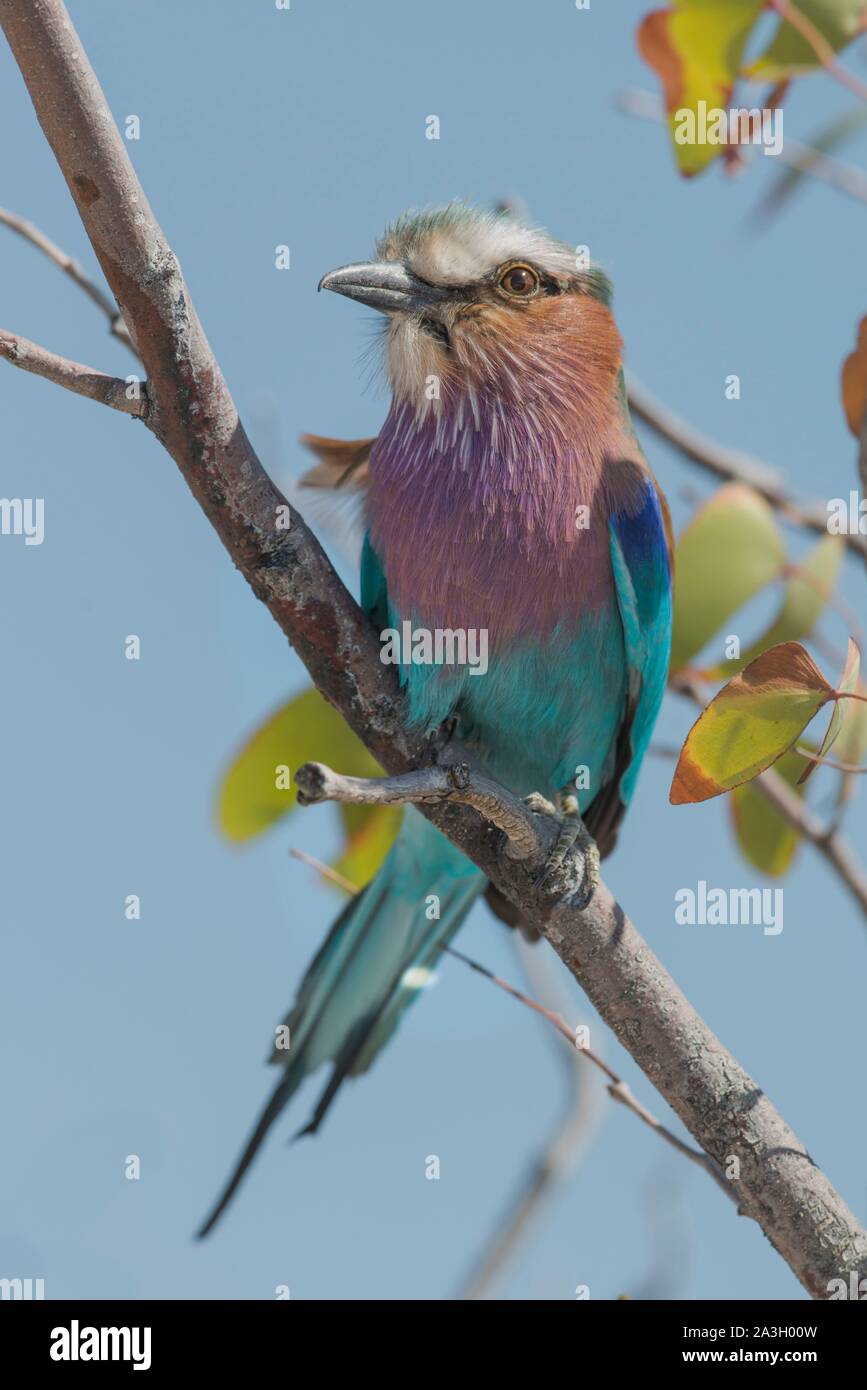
[[522, 791, 559, 819], [528, 791, 600, 908], [426, 715, 459, 766]]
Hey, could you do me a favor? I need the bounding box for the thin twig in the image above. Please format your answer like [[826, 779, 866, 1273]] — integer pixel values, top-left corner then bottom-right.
[[752, 764, 866, 913], [439, 943, 738, 1205], [795, 746, 867, 774], [627, 372, 867, 561], [0, 204, 137, 352], [755, 132, 867, 215], [0, 328, 146, 415], [288, 846, 357, 894]]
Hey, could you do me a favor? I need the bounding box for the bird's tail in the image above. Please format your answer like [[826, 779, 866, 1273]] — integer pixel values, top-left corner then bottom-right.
[[197, 808, 485, 1236]]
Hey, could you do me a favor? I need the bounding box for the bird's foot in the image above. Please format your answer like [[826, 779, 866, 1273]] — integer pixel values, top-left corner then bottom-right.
[[425, 715, 460, 766], [530, 791, 600, 909], [522, 790, 559, 819]]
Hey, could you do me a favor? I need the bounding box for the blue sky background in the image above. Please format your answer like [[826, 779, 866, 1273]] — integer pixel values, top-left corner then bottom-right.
[[2, 0, 866, 1301]]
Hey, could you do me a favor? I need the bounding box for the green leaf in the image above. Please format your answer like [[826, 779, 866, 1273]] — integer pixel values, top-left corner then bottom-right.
[[730, 747, 808, 876], [703, 532, 843, 678], [670, 641, 833, 803], [670, 484, 785, 674], [637, 0, 764, 176], [747, 0, 866, 80], [218, 686, 383, 842], [798, 637, 861, 783]]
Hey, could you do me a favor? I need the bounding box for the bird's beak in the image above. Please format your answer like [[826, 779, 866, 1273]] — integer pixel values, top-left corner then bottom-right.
[[318, 260, 448, 315]]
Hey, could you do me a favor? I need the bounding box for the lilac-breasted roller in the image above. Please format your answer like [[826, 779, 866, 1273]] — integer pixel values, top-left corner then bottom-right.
[[198, 204, 672, 1235]]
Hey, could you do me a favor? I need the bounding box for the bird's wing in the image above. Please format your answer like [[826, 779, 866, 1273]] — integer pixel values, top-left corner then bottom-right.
[[292, 433, 376, 567], [359, 529, 391, 629], [298, 433, 375, 489], [585, 460, 672, 857]]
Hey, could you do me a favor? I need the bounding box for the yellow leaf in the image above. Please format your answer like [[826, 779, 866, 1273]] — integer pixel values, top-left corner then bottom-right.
[[218, 686, 383, 842], [333, 805, 403, 891], [637, 1, 764, 176], [670, 641, 833, 803]]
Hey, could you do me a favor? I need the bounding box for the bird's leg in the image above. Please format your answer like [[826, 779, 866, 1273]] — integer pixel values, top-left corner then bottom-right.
[[425, 714, 459, 765], [531, 789, 600, 909]]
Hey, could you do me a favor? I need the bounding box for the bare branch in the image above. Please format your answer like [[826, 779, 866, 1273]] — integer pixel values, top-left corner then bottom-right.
[[439, 940, 737, 1206], [295, 759, 544, 862], [627, 373, 867, 561], [0, 327, 146, 415], [3, 0, 866, 1299], [795, 746, 867, 775], [755, 132, 867, 216], [757, 765, 867, 913], [0, 204, 136, 352], [288, 846, 357, 895]]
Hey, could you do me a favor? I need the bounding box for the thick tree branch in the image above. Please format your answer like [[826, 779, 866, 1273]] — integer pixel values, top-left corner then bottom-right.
[[3, 0, 866, 1299], [0, 328, 145, 414]]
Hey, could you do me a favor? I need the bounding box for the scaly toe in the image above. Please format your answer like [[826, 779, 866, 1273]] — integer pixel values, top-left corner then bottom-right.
[[522, 791, 559, 819], [569, 840, 601, 910], [532, 794, 600, 906]]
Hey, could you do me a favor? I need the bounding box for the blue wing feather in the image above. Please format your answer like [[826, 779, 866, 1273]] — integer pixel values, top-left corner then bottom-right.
[[608, 477, 672, 806]]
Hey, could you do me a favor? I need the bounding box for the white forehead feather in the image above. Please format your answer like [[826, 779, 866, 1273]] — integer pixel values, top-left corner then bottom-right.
[[376, 203, 579, 286]]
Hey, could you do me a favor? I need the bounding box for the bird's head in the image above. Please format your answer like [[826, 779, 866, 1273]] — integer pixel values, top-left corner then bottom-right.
[[319, 203, 623, 419]]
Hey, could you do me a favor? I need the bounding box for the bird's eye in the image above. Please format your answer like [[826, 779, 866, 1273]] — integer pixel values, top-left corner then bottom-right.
[[498, 264, 539, 297]]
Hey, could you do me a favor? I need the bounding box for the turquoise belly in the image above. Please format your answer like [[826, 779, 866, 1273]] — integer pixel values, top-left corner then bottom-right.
[[401, 605, 627, 809]]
